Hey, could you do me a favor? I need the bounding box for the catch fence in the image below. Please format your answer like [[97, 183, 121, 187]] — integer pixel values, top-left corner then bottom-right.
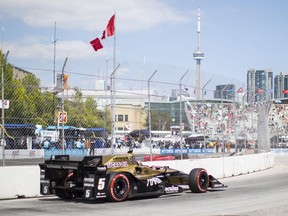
[[0, 47, 279, 166]]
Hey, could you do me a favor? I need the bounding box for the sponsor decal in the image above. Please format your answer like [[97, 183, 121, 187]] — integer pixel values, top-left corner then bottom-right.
[[96, 192, 106, 198], [84, 177, 95, 187], [147, 177, 162, 186], [113, 157, 128, 160], [40, 180, 50, 184], [87, 158, 101, 167], [165, 186, 179, 193], [106, 161, 128, 168], [84, 177, 94, 182], [46, 164, 78, 170], [68, 183, 76, 188], [84, 183, 94, 187], [12, 150, 19, 158], [97, 166, 107, 172]]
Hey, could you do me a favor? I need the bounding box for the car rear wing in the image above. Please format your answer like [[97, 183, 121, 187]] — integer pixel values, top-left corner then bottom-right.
[[39, 155, 108, 198]]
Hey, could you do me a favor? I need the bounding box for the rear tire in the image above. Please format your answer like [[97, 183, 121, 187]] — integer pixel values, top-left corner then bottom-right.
[[188, 168, 209, 193], [107, 173, 130, 202], [56, 172, 74, 199]]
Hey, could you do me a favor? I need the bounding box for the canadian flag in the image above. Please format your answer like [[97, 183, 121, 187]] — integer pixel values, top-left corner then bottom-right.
[[101, 14, 115, 39], [90, 14, 115, 52], [283, 90, 288, 94]]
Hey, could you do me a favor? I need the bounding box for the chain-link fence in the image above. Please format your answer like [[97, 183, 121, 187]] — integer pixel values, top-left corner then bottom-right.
[[0, 46, 279, 166]]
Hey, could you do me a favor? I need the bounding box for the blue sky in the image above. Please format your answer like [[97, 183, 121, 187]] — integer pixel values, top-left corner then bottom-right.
[[1, 0, 288, 95]]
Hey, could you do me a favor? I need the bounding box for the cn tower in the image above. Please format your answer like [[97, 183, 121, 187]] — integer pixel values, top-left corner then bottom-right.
[[193, 8, 204, 100]]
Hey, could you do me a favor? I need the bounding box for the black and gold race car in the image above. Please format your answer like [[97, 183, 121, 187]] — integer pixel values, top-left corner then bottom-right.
[[39, 153, 226, 202]]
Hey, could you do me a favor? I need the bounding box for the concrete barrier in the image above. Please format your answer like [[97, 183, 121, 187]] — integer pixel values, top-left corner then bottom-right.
[[142, 152, 275, 179], [0, 166, 40, 199], [0, 152, 274, 200]]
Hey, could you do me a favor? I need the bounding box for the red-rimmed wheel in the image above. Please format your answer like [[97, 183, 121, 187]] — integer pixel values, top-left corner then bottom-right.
[[56, 172, 74, 199], [107, 173, 130, 202], [188, 168, 209, 193]]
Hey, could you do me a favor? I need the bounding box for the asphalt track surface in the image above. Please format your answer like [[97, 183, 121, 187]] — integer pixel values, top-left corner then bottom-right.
[[1, 155, 288, 216]]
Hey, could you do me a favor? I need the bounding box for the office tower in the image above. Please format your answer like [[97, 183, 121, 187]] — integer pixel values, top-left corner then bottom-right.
[[247, 68, 273, 102], [274, 72, 288, 99]]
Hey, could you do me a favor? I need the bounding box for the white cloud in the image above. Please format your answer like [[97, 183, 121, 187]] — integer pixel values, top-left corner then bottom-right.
[[3, 40, 109, 60], [0, 0, 188, 32]]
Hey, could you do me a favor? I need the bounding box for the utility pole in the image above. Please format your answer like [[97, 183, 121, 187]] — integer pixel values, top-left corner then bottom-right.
[[148, 69, 158, 161], [110, 64, 120, 154], [1, 51, 9, 166], [61, 58, 68, 155], [179, 70, 189, 160]]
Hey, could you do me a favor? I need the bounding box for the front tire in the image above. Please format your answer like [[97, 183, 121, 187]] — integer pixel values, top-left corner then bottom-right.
[[188, 168, 209, 193], [107, 173, 131, 202]]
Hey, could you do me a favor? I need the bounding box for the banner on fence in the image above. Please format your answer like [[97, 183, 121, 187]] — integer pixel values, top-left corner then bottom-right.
[[160, 148, 214, 155], [0, 149, 44, 159]]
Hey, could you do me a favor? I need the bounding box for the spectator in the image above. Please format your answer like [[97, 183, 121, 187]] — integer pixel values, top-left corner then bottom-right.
[[226, 141, 231, 153], [75, 138, 84, 149], [215, 140, 220, 153], [43, 138, 51, 149], [85, 138, 92, 156]]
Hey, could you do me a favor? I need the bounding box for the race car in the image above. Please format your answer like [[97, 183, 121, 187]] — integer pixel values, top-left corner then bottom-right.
[[39, 153, 226, 202]]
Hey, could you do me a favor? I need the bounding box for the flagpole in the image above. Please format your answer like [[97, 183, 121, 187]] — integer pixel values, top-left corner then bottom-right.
[[113, 12, 116, 70], [111, 12, 116, 153]]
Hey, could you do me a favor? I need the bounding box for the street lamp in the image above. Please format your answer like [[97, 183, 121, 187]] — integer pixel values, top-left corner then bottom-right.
[[61, 57, 68, 155], [148, 69, 157, 161], [221, 83, 231, 155], [179, 70, 189, 160], [110, 64, 120, 154], [201, 79, 211, 156], [241, 91, 249, 154]]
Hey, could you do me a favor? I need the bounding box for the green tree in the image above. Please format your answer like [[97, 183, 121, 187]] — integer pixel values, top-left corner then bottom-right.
[[0, 49, 110, 129], [64, 87, 110, 129], [145, 110, 171, 130], [22, 74, 55, 125]]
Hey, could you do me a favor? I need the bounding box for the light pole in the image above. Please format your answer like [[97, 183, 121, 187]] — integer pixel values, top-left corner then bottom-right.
[[104, 57, 111, 134], [1, 50, 9, 166], [241, 91, 249, 154], [110, 64, 120, 154], [61, 57, 68, 155], [250, 92, 261, 152], [148, 69, 157, 161], [201, 79, 211, 156], [179, 70, 189, 160], [221, 83, 231, 155]]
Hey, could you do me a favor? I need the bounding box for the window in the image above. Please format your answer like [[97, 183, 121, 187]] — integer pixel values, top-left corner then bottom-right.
[[125, 115, 128, 121], [118, 115, 123, 122]]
